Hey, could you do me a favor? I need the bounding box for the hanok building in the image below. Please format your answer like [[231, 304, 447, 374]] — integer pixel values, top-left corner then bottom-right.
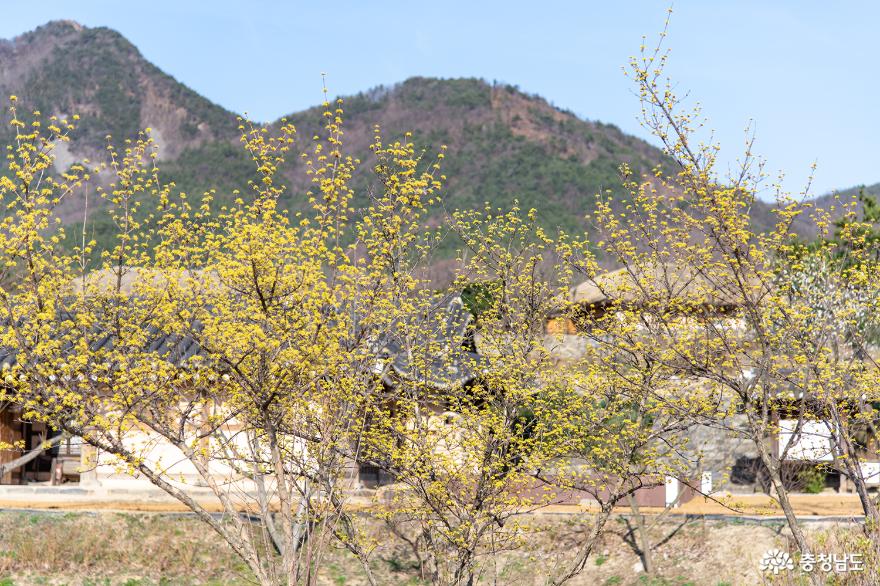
[[545, 263, 880, 494], [357, 293, 485, 487], [0, 406, 81, 485], [3, 263, 877, 498], [0, 327, 205, 487], [0, 281, 485, 490]]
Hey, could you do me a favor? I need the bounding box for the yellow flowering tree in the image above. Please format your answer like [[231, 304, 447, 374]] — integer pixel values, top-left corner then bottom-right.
[[0, 95, 416, 585], [4, 21, 875, 583], [574, 18, 880, 568], [356, 202, 579, 585], [0, 85, 721, 585]]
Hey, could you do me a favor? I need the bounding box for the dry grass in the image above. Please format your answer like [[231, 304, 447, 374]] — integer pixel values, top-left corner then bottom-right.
[[0, 512, 249, 585], [0, 511, 876, 585]]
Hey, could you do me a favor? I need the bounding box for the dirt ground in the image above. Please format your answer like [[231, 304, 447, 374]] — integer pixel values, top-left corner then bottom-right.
[[0, 491, 870, 517]]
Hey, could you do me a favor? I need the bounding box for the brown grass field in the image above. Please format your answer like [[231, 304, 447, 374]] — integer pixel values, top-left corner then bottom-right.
[[0, 508, 875, 585]]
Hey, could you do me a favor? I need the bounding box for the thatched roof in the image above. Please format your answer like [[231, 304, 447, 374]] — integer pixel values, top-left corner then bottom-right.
[[570, 262, 745, 308]]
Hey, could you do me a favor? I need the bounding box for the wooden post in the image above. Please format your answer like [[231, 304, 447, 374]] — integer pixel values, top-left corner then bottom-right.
[[79, 443, 98, 486], [0, 405, 24, 484]]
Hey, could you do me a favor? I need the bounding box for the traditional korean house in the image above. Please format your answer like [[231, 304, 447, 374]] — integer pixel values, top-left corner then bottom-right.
[[0, 268, 486, 491], [545, 263, 880, 494]]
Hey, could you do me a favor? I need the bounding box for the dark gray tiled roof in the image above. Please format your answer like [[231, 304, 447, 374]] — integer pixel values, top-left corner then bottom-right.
[[1, 296, 485, 390], [0, 328, 204, 370], [375, 295, 485, 390]]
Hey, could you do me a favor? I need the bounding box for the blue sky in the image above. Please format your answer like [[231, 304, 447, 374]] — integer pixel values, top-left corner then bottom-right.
[[1, 1, 878, 196]]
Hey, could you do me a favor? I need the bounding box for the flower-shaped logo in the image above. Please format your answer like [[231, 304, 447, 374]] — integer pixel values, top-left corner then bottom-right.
[[760, 548, 794, 574]]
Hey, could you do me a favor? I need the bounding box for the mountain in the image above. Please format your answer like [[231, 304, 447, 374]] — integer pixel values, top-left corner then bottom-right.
[[0, 20, 238, 156], [0, 20, 240, 227], [0, 22, 678, 244], [0, 20, 868, 266], [168, 77, 679, 235], [826, 182, 880, 205]]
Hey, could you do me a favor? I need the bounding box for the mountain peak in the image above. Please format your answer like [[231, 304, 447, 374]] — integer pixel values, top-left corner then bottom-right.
[[39, 19, 85, 33], [0, 19, 237, 161], [5, 19, 85, 45]]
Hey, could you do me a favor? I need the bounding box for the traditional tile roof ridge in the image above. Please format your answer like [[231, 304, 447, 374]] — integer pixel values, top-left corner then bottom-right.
[[2, 269, 485, 389], [374, 293, 486, 391]]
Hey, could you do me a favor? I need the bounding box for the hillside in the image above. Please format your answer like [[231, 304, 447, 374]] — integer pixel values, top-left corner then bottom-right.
[[0, 20, 239, 227], [0, 20, 863, 264], [162, 77, 679, 237]]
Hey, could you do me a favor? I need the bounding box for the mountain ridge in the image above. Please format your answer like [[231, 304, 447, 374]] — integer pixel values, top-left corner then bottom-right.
[[0, 20, 875, 261]]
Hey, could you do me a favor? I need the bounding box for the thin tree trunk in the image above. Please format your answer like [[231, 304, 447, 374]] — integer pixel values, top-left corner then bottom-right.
[[453, 549, 476, 586], [757, 443, 810, 552], [549, 504, 615, 586], [627, 494, 653, 575], [828, 402, 880, 530]]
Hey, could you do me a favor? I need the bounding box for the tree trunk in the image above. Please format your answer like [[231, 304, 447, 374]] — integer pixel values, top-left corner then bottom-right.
[[828, 402, 880, 532], [550, 504, 615, 585], [627, 494, 653, 575], [758, 447, 810, 552]]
